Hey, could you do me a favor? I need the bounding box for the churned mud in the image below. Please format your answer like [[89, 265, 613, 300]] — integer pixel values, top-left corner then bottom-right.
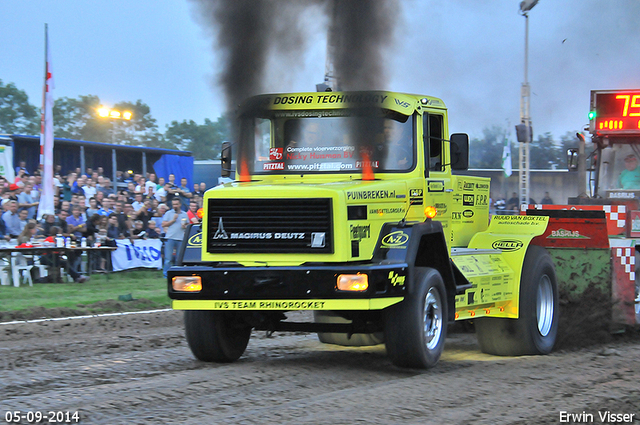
[[1, 310, 638, 424]]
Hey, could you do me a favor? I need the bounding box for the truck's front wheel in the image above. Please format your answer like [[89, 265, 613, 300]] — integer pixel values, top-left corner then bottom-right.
[[184, 310, 251, 362], [475, 245, 558, 356], [384, 267, 447, 369]]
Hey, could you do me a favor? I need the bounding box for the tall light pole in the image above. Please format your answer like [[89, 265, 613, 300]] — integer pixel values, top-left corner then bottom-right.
[[518, 0, 538, 208], [97, 106, 132, 144]]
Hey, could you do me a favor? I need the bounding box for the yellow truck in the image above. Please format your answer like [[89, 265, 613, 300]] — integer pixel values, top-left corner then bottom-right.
[[168, 91, 558, 369]]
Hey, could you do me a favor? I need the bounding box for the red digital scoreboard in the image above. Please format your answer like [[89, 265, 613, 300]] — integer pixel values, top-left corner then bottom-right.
[[591, 89, 640, 135]]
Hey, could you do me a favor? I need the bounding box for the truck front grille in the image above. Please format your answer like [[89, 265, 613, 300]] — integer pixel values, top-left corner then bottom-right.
[[207, 198, 333, 254]]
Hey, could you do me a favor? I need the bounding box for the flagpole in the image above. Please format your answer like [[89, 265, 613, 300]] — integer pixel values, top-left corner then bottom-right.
[[37, 23, 55, 219], [40, 24, 47, 166]]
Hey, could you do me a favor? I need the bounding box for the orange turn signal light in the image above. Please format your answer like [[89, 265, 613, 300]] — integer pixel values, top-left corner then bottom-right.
[[424, 206, 437, 218], [172, 276, 202, 292], [336, 273, 368, 292], [196, 208, 204, 219]]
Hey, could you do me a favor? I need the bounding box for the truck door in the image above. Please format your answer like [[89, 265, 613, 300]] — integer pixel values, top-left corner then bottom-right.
[[424, 113, 453, 247]]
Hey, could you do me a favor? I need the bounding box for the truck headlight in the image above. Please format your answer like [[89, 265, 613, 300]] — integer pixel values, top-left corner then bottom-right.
[[172, 276, 202, 292], [336, 273, 368, 292]]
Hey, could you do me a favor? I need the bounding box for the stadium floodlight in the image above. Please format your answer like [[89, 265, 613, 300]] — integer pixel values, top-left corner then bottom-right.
[[520, 0, 539, 13]]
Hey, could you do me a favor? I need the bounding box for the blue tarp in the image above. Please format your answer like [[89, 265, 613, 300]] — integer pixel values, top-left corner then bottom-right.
[[153, 154, 194, 189]]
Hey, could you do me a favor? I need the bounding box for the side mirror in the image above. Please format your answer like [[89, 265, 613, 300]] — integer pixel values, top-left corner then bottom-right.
[[567, 148, 578, 171], [221, 141, 232, 178], [449, 133, 469, 170]]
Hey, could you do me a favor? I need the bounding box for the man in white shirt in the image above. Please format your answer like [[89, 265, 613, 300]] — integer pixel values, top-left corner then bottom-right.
[[82, 178, 97, 204], [145, 174, 157, 194], [131, 193, 145, 211]]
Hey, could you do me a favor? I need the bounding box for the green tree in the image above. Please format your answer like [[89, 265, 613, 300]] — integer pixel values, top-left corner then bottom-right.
[[529, 132, 559, 169], [0, 79, 39, 134], [467, 125, 584, 170], [165, 116, 229, 160], [112, 100, 161, 146], [469, 125, 510, 169], [53, 96, 162, 146], [53, 95, 110, 141]]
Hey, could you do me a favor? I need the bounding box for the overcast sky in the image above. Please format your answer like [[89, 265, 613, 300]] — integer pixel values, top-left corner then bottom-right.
[[1, 0, 639, 141]]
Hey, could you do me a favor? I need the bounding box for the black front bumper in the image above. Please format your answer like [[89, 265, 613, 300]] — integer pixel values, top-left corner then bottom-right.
[[168, 262, 408, 302]]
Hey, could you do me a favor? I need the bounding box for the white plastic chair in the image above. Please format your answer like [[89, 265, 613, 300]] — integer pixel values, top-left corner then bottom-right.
[[0, 268, 9, 286], [11, 253, 33, 287], [0, 254, 10, 285]]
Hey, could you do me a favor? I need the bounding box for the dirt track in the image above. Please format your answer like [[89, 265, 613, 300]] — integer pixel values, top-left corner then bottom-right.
[[1, 310, 639, 425]]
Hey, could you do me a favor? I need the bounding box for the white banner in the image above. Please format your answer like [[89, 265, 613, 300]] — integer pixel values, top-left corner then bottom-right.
[[111, 239, 163, 272], [0, 145, 15, 182]]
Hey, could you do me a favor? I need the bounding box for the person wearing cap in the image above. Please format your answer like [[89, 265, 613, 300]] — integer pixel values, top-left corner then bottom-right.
[[7, 184, 20, 203], [619, 154, 640, 189]]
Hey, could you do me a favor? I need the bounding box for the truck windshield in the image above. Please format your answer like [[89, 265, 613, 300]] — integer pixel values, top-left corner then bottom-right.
[[241, 111, 414, 175], [597, 144, 640, 196]]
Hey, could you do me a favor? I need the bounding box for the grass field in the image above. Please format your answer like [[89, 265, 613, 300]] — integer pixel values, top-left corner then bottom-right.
[[0, 269, 170, 320]]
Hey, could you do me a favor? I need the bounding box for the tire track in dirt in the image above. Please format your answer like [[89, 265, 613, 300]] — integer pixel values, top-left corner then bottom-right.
[[1, 310, 638, 424]]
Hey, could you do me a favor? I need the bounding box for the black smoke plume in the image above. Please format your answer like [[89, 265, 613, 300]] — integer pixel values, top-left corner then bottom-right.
[[329, 0, 400, 91], [191, 0, 401, 110], [191, 0, 401, 179]]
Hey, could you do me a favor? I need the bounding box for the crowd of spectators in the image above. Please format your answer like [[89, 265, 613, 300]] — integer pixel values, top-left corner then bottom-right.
[[1, 162, 206, 282]]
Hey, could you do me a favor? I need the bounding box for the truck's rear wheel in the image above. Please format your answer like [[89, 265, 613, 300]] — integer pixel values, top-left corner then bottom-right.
[[475, 245, 558, 356], [184, 310, 251, 362], [314, 311, 384, 346], [384, 267, 447, 369]]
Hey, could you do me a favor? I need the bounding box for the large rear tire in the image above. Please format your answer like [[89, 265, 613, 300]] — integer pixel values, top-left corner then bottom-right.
[[384, 267, 448, 369], [475, 245, 558, 356], [314, 311, 384, 346], [184, 310, 251, 362]]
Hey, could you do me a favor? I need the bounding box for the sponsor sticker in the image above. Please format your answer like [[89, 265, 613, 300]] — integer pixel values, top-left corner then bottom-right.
[[370, 207, 405, 215], [608, 192, 636, 199], [382, 231, 409, 248], [546, 228, 590, 239], [434, 202, 447, 214], [410, 188, 424, 205], [491, 240, 524, 251], [269, 147, 283, 160], [463, 194, 474, 206], [347, 190, 396, 201], [428, 181, 445, 192], [388, 271, 406, 286], [187, 232, 202, 247], [263, 162, 284, 170], [350, 224, 371, 241]]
